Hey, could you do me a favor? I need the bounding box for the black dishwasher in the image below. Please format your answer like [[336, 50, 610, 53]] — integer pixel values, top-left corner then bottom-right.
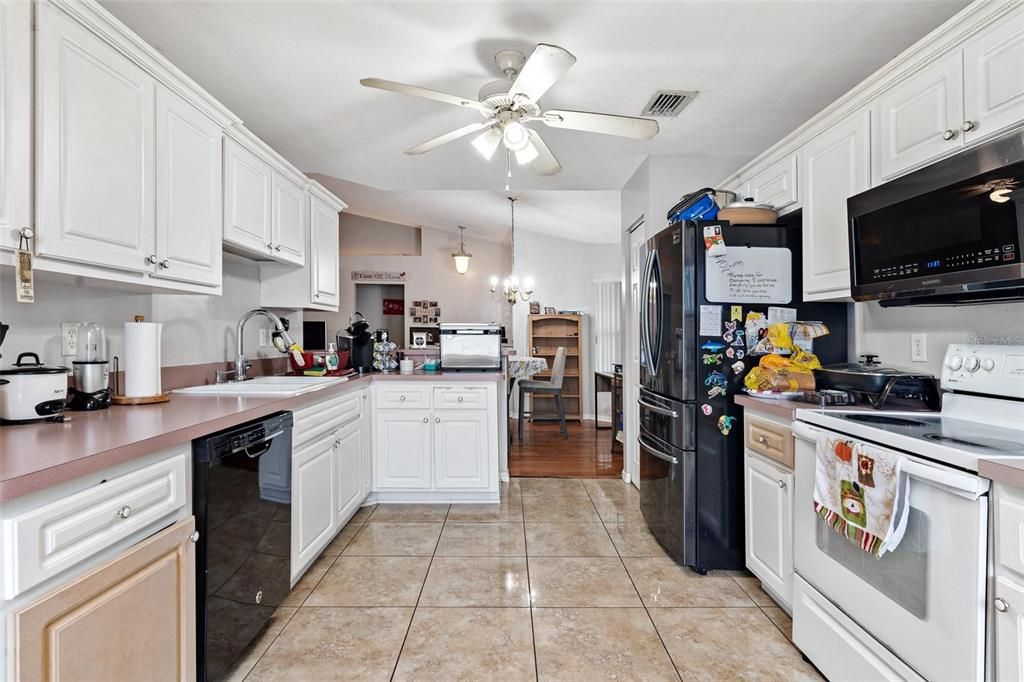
[[193, 411, 293, 681]]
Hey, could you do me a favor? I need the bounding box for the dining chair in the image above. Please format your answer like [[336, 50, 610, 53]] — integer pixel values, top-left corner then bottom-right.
[[518, 346, 568, 440]]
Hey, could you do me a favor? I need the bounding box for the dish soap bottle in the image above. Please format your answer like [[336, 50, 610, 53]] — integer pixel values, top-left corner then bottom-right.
[[325, 342, 340, 373]]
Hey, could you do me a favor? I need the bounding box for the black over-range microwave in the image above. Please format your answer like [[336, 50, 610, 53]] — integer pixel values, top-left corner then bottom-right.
[[848, 129, 1024, 306]]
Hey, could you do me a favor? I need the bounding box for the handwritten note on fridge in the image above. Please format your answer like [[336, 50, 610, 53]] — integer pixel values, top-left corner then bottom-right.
[[705, 247, 792, 304]]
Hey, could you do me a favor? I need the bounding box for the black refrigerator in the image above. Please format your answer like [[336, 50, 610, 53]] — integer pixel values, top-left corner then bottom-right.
[[638, 219, 848, 573]]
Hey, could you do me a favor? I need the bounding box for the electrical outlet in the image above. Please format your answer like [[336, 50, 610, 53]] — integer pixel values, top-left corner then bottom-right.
[[911, 333, 927, 362], [61, 322, 80, 357], [259, 329, 270, 347]]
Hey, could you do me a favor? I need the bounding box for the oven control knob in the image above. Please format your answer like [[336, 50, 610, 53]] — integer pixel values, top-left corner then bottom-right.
[[965, 356, 981, 373], [946, 355, 963, 371], [981, 358, 996, 372]]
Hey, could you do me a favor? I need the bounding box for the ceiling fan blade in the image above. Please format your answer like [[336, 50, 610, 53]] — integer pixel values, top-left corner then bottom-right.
[[527, 130, 561, 175], [360, 78, 493, 114], [542, 109, 659, 139], [405, 121, 494, 155], [509, 44, 576, 103]]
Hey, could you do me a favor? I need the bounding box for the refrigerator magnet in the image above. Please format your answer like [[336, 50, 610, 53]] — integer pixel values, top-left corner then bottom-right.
[[717, 415, 737, 436], [703, 224, 726, 256], [702, 353, 723, 366], [731, 360, 745, 375], [707, 385, 727, 399], [705, 370, 728, 388], [725, 347, 735, 359], [731, 305, 742, 321], [722, 320, 738, 343], [701, 340, 726, 352], [701, 404, 713, 416], [730, 329, 746, 347]]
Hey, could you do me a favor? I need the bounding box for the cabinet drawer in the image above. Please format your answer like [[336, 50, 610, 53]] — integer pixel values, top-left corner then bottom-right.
[[746, 418, 793, 468], [375, 384, 430, 409], [293, 390, 362, 445], [3, 449, 189, 599], [433, 386, 487, 410]]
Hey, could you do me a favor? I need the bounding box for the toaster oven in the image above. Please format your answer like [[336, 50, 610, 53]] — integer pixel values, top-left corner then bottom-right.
[[439, 324, 501, 371]]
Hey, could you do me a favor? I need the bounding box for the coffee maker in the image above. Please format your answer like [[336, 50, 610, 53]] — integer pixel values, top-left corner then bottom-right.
[[68, 321, 112, 410]]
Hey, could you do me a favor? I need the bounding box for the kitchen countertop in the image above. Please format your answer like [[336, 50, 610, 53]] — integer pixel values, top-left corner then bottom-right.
[[0, 370, 502, 502], [978, 459, 1024, 489]]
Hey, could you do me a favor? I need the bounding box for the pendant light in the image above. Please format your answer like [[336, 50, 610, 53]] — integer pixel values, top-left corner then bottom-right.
[[452, 225, 472, 275]]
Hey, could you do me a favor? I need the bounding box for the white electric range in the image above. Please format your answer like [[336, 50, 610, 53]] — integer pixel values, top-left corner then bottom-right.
[[790, 344, 1024, 682]]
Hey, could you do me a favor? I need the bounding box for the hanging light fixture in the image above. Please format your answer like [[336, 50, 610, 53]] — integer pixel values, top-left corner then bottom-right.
[[489, 197, 534, 304], [452, 225, 472, 275]]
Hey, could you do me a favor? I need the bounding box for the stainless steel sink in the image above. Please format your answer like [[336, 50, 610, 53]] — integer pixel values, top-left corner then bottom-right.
[[173, 375, 348, 397]]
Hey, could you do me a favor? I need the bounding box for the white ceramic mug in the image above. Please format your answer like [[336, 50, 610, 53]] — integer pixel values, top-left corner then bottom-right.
[[399, 358, 414, 374]]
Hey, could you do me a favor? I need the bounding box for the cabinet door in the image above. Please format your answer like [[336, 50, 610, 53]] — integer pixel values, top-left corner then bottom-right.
[[433, 410, 489, 489], [272, 172, 306, 265], [36, 3, 155, 272], [0, 0, 31, 251], [291, 430, 336, 582], [13, 517, 196, 682], [361, 392, 372, 497], [310, 194, 340, 307], [334, 417, 363, 527], [746, 154, 799, 212], [744, 452, 793, 607], [963, 6, 1024, 144], [800, 108, 870, 301], [995, 575, 1024, 682], [875, 50, 964, 181], [154, 86, 222, 287], [223, 138, 272, 257], [374, 409, 432, 489]]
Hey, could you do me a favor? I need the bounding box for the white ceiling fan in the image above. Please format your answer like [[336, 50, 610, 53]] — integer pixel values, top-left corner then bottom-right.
[[360, 44, 659, 176]]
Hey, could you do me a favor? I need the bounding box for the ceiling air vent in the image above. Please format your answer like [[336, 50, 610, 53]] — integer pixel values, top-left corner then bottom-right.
[[641, 90, 697, 118]]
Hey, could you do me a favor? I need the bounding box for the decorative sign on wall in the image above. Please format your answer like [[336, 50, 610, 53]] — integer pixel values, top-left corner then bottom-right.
[[410, 300, 441, 325], [382, 298, 404, 316], [351, 270, 406, 282], [704, 248, 792, 304]]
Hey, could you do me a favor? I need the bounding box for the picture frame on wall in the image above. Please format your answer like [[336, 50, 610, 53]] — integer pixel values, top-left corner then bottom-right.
[[428, 300, 438, 307], [412, 300, 423, 307], [413, 316, 424, 323], [427, 316, 438, 324]]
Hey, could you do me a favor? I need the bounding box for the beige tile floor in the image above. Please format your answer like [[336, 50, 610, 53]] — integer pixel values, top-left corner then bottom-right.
[[232, 477, 821, 681]]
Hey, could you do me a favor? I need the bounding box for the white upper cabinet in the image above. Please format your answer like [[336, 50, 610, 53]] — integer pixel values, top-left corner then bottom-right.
[[746, 154, 799, 213], [154, 86, 222, 287], [0, 0, 31, 252], [36, 2, 155, 272], [963, 5, 1024, 144], [310, 192, 340, 308], [800, 108, 870, 301], [223, 138, 273, 257], [874, 50, 964, 182], [272, 172, 306, 265]]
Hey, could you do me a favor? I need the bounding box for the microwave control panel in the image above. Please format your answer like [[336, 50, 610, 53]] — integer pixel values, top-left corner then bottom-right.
[[868, 243, 1017, 282]]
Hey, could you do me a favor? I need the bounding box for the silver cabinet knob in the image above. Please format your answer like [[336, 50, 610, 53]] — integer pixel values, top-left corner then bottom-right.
[[777, 480, 786, 489], [942, 129, 957, 141], [399, 395, 406, 401], [962, 120, 976, 132], [422, 417, 429, 423], [757, 435, 768, 445], [457, 396, 464, 402], [117, 505, 132, 519], [146, 254, 158, 265], [189, 531, 200, 543], [435, 417, 440, 423], [274, 244, 282, 252], [158, 259, 169, 269], [266, 242, 274, 251], [996, 597, 1009, 613]]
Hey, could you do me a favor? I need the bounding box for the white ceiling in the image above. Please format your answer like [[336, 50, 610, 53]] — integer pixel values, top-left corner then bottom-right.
[[102, 0, 968, 242]]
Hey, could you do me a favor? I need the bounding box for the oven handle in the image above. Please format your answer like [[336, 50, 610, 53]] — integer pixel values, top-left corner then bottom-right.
[[793, 421, 988, 500], [638, 436, 679, 465], [638, 397, 678, 419]]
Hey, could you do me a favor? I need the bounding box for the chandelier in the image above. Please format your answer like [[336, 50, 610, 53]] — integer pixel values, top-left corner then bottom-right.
[[489, 196, 534, 304]]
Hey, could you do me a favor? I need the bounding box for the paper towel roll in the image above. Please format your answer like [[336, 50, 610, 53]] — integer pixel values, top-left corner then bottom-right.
[[124, 322, 162, 397]]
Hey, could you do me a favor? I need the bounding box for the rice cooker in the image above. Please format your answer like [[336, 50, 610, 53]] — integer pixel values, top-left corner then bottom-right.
[[0, 352, 69, 423]]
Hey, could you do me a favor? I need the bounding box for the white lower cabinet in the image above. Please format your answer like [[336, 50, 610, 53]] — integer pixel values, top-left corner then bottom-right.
[[334, 418, 364, 527], [433, 410, 489, 489], [993, 482, 1024, 681], [744, 450, 793, 608], [291, 428, 336, 583], [375, 409, 433, 489]]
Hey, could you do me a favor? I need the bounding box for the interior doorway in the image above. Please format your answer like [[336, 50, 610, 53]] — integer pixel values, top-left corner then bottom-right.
[[354, 283, 406, 345]]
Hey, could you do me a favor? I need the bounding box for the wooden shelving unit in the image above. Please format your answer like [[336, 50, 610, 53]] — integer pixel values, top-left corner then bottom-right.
[[527, 314, 583, 422]]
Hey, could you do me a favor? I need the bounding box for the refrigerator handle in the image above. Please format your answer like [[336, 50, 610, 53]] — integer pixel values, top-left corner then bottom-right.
[[638, 397, 678, 419], [640, 250, 655, 376], [638, 436, 679, 465], [649, 248, 663, 375]]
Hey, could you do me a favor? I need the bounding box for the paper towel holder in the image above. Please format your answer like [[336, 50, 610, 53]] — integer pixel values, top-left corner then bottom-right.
[[112, 318, 171, 405]]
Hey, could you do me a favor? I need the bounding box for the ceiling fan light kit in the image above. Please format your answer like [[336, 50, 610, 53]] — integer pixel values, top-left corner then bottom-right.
[[361, 43, 659, 178]]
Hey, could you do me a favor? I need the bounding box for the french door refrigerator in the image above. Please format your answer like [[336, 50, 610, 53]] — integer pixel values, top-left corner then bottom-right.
[[638, 219, 848, 572]]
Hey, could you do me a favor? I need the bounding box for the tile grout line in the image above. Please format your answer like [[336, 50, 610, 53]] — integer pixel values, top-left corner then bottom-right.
[[388, 504, 449, 682], [521, 480, 541, 682]]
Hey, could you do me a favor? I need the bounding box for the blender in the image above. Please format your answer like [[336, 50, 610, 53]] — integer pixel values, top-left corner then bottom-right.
[[68, 321, 112, 410]]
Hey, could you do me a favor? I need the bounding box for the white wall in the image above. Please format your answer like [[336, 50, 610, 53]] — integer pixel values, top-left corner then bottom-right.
[[354, 283, 405, 343], [0, 257, 302, 369]]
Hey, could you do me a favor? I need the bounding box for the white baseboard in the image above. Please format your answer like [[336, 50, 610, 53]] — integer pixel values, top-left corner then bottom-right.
[[500, 471, 510, 482], [620, 470, 631, 484]]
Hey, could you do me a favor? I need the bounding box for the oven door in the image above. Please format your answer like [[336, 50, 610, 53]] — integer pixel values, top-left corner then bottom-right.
[[792, 422, 989, 682]]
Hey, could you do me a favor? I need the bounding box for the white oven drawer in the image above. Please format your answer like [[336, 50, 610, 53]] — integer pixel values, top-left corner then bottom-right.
[[433, 386, 487, 410], [2, 449, 189, 599], [375, 384, 430, 409]]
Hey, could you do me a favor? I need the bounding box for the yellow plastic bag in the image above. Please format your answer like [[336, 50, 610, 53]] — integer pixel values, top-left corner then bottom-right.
[[743, 322, 825, 392]]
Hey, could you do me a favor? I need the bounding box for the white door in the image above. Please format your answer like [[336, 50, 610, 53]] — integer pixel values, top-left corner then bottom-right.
[[153, 86, 222, 287], [0, 0, 31, 252], [995, 575, 1024, 682], [744, 451, 793, 607], [746, 154, 799, 212], [334, 418, 363, 527], [291, 429, 336, 583], [271, 172, 305, 265], [800, 108, 870, 301], [963, 5, 1024, 144], [223, 138, 272, 257], [875, 50, 964, 181], [374, 409, 431, 489], [433, 410, 489, 489], [36, 3, 155, 272], [310, 194, 340, 307]]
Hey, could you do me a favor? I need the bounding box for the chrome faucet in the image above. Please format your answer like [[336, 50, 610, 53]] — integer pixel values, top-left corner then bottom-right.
[[235, 308, 298, 382]]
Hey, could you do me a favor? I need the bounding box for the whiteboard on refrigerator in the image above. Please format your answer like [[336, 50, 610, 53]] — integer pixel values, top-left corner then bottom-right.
[[705, 247, 792, 304]]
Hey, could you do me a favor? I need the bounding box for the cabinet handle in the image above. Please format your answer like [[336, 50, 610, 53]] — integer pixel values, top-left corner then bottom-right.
[[777, 480, 786, 489], [275, 244, 282, 252], [255, 589, 263, 605], [189, 531, 200, 543], [995, 597, 1009, 613], [266, 242, 274, 251], [314, 293, 320, 299], [435, 417, 440, 423], [422, 417, 429, 423], [942, 129, 957, 141], [962, 120, 976, 132], [399, 395, 406, 401], [146, 254, 158, 265], [458, 396, 464, 402], [117, 505, 132, 519], [158, 259, 170, 269], [757, 435, 768, 445]]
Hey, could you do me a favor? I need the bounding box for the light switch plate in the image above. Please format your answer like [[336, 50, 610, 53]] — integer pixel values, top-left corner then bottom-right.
[[910, 333, 927, 362], [61, 322, 79, 357]]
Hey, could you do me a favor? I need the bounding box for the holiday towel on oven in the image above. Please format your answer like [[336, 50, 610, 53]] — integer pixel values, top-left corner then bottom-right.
[[812, 432, 910, 558]]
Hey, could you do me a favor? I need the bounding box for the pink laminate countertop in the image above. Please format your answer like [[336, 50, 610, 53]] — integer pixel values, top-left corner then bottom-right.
[[979, 458, 1024, 489], [0, 371, 502, 502]]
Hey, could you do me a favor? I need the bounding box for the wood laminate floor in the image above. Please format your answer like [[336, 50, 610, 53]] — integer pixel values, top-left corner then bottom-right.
[[508, 420, 623, 479]]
